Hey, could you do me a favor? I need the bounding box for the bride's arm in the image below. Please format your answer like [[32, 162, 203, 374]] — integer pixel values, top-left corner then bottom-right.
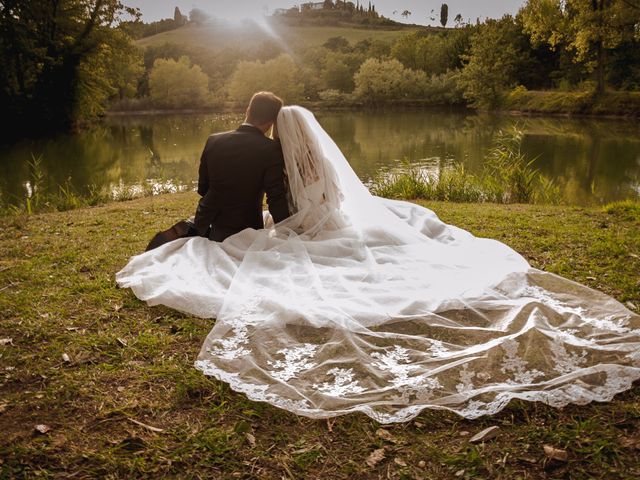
[[264, 142, 290, 223]]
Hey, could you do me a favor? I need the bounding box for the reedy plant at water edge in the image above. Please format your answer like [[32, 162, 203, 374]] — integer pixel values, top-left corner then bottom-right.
[[370, 163, 487, 203], [370, 127, 562, 205], [483, 126, 560, 204]]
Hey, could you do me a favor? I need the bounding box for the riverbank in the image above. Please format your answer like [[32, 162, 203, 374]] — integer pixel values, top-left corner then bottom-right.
[[107, 90, 640, 118], [1, 192, 639, 478], [502, 89, 640, 118], [105, 99, 465, 116]]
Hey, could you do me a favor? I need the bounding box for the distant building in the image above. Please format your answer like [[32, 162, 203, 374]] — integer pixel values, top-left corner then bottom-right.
[[273, 8, 288, 15], [301, 2, 325, 10]]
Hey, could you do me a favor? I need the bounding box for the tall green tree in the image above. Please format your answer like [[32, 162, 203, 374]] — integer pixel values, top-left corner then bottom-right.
[[459, 16, 529, 107], [440, 4, 449, 27], [0, 0, 140, 136], [521, 0, 640, 94], [173, 7, 186, 25]]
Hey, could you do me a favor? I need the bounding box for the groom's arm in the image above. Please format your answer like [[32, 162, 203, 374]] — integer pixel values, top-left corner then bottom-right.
[[197, 137, 212, 197], [264, 141, 290, 224]]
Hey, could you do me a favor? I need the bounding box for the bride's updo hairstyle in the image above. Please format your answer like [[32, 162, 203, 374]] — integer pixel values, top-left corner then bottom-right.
[[246, 91, 283, 126]]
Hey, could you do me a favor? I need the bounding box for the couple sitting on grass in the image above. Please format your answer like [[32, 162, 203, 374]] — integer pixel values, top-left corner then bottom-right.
[[117, 91, 640, 423]]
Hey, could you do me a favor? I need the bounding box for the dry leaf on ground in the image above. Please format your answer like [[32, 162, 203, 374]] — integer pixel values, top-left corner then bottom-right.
[[469, 426, 500, 443], [543, 445, 568, 462], [365, 448, 386, 468], [34, 424, 51, 434]]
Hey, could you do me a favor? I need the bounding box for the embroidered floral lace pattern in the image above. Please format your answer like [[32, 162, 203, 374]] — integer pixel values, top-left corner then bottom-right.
[[500, 338, 545, 384], [548, 337, 588, 375], [372, 346, 442, 400], [313, 368, 365, 397], [190, 216, 640, 423], [267, 344, 318, 381], [456, 363, 476, 394], [207, 294, 264, 360]]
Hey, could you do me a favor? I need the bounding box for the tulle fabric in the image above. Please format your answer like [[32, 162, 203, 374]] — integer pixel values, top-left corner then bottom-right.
[[116, 106, 640, 422]]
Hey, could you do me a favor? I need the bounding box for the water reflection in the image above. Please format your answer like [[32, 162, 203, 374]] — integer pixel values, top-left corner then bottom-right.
[[0, 110, 638, 206]]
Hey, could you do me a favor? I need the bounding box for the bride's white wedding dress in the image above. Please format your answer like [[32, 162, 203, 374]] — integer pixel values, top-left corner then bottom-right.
[[116, 106, 640, 422]]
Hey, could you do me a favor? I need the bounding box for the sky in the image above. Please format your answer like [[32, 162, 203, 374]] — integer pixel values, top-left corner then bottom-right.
[[125, 1, 527, 26]]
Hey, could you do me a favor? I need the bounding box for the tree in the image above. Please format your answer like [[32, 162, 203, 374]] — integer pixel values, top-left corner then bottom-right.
[[189, 8, 210, 25], [323, 36, 350, 52], [391, 31, 425, 70], [454, 13, 464, 27], [228, 54, 304, 103], [391, 30, 473, 74], [459, 17, 526, 107], [353, 58, 427, 102], [0, 0, 140, 136], [521, 0, 640, 94], [174, 7, 187, 26], [414, 35, 452, 74], [149, 56, 209, 108], [440, 4, 449, 27], [322, 52, 358, 91], [109, 35, 144, 100], [401, 10, 411, 20]]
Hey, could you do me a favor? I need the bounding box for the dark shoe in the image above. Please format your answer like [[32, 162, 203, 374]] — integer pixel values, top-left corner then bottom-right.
[[145, 220, 196, 251]]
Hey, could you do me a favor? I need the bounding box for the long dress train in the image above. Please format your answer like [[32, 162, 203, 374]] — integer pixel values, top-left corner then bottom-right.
[[116, 106, 640, 422]]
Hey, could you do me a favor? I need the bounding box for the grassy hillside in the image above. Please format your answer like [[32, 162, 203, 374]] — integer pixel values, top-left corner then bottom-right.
[[1, 192, 639, 478], [137, 22, 416, 51]]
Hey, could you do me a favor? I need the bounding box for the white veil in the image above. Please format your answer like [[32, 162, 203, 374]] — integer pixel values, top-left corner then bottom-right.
[[118, 106, 640, 422]]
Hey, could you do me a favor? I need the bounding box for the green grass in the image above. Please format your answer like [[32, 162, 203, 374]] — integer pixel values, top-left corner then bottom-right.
[[137, 23, 415, 51], [1, 192, 639, 479], [503, 88, 640, 116]]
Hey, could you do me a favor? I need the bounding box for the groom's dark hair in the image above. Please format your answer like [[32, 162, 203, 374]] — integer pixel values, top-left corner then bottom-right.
[[247, 91, 283, 126]]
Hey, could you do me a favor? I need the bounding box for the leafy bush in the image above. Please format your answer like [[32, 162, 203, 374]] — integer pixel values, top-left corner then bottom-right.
[[149, 56, 210, 108], [353, 58, 428, 103], [227, 54, 304, 104], [421, 71, 466, 105]]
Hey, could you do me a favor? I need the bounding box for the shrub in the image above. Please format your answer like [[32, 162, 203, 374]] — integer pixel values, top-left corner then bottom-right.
[[227, 54, 304, 104], [318, 89, 349, 103], [353, 58, 427, 103], [422, 71, 466, 105], [149, 56, 210, 108]]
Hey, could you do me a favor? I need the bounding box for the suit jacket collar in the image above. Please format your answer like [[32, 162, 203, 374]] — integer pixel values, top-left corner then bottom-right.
[[237, 124, 265, 136]]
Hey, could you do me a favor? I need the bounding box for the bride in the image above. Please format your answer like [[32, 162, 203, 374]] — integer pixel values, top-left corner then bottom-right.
[[116, 106, 640, 423]]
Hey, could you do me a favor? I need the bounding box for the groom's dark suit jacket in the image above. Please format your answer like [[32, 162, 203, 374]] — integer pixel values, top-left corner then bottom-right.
[[194, 124, 290, 242]]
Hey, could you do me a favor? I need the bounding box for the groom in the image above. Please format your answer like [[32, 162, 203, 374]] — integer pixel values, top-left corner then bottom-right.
[[145, 92, 290, 250], [193, 91, 290, 241]]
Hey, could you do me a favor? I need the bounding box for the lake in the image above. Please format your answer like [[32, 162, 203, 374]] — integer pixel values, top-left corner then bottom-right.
[[1, 109, 639, 207]]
